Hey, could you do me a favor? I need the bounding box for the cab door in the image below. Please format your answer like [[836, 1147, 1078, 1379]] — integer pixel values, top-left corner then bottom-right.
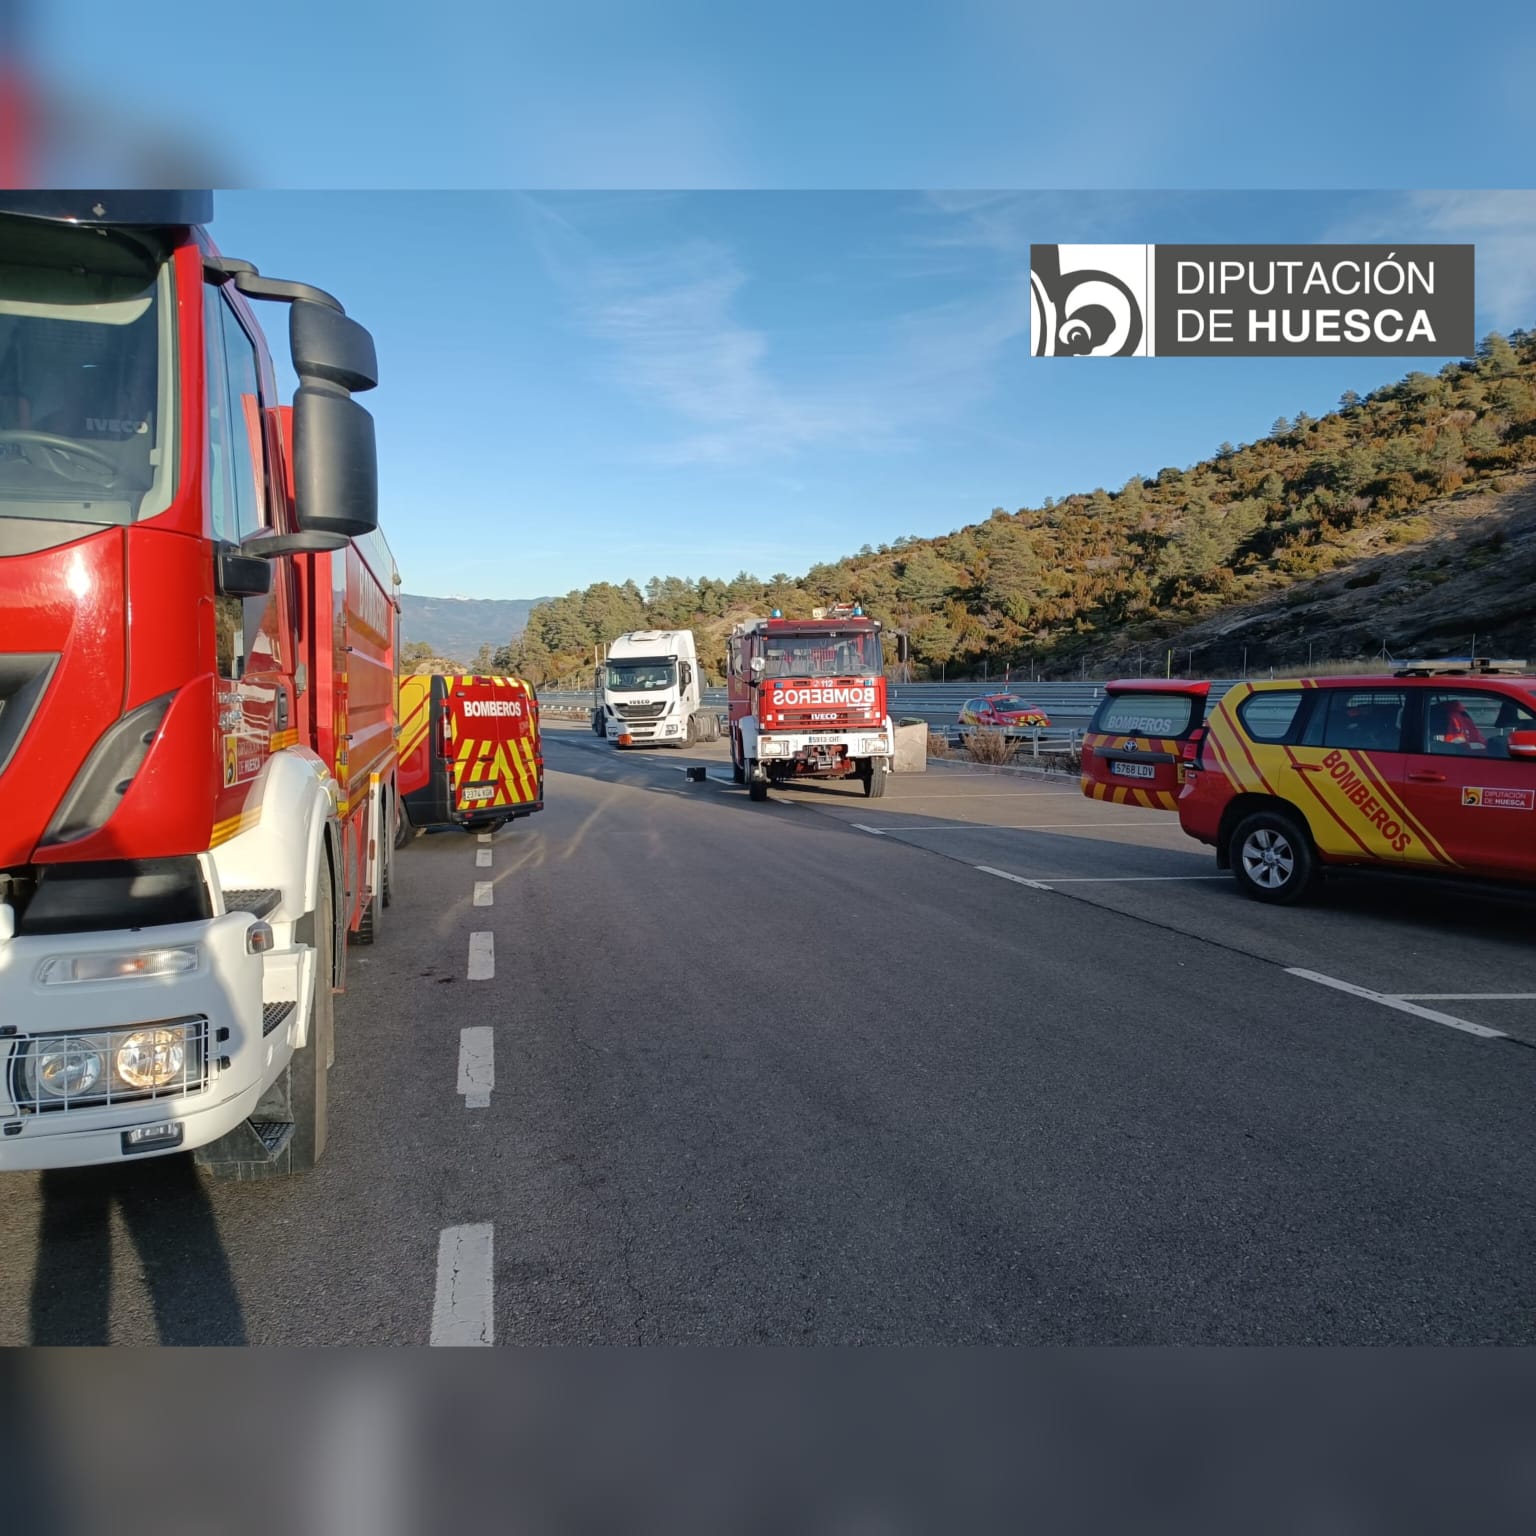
[[1286, 686, 1417, 865], [1082, 681, 1210, 810], [1398, 687, 1536, 879]]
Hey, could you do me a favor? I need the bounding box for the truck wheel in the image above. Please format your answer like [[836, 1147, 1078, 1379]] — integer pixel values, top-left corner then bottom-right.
[[288, 866, 335, 1172], [682, 716, 697, 748], [748, 772, 769, 803], [355, 851, 382, 945], [393, 798, 410, 851], [1229, 809, 1316, 904], [860, 760, 888, 799], [731, 732, 746, 784], [592, 710, 605, 736], [381, 807, 396, 907]]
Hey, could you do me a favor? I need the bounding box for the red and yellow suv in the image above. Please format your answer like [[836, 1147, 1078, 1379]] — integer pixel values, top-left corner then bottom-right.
[[1082, 680, 1212, 811], [1177, 667, 1536, 902], [959, 693, 1053, 730]]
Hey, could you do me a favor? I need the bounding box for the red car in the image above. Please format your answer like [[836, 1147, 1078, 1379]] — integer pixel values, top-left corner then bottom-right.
[[959, 693, 1052, 730]]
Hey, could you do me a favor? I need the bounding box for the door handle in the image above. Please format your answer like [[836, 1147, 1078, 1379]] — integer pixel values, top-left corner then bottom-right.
[[1290, 762, 1322, 773], [1408, 770, 1446, 783]]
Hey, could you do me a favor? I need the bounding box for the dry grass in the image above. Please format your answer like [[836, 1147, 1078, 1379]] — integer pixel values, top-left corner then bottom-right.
[[926, 729, 952, 759], [963, 727, 1019, 765]]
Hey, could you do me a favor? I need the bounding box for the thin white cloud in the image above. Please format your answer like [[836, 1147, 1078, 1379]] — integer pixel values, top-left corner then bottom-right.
[[516, 194, 1029, 467], [1326, 191, 1536, 332]]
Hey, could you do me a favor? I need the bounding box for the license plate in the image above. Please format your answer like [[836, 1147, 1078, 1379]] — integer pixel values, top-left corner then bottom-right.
[[461, 785, 495, 802], [1111, 761, 1157, 780]]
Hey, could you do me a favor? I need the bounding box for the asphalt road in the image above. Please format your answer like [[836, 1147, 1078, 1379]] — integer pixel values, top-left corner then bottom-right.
[[2, 722, 1532, 1345]]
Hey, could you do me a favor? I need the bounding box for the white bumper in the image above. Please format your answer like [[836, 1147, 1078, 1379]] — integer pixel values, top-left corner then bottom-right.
[[607, 715, 685, 742], [0, 911, 307, 1170], [753, 722, 894, 761]]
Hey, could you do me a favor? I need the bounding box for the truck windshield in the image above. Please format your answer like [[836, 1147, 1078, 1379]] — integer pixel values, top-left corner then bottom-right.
[[761, 630, 881, 678], [606, 658, 675, 692], [0, 219, 177, 527]]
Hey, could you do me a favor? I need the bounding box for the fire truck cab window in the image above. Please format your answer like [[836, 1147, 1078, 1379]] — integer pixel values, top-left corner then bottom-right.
[[1304, 690, 1406, 753], [606, 658, 674, 692], [761, 631, 879, 678], [1422, 689, 1536, 759], [0, 220, 176, 525]]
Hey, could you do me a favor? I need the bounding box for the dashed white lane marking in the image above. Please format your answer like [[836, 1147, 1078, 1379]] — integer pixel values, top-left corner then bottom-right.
[[1286, 969, 1506, 1040], [430, 1224, 494, 1346], [477, 832, 493, 843], [473, 880, 493, 906], [467, 931, 495, 981], [976, 865, 1053, 891], [1395, 993, 1536, 1001], [851, 823, 887, 835], [458, 1026, 494, 1108], [475, 847, 492, 867]]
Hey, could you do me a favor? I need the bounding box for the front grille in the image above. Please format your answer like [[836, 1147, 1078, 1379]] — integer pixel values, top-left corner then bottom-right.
[[7, 1014, 210, 1115], [615, 702, 665, 720]]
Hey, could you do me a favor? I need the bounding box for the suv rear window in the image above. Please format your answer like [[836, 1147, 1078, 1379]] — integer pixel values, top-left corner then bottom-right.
[[1094, 692, 1199, 737]]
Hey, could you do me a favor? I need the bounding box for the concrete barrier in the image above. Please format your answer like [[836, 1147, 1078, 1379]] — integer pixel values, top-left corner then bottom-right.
[[893, 720, 928, 774]]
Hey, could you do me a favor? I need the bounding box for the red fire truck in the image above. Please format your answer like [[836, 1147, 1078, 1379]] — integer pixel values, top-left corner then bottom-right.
[[0, 191, 397, 1177], [726, 605, 896, 802]]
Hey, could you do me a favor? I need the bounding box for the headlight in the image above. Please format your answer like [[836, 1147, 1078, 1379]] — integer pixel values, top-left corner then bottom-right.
[[37, 945, 198, 985], [35, 1037, 106, 1100], [759, 738, 790, 757], [858, 736, 887, 755], [116, 1027, 191, 1089]]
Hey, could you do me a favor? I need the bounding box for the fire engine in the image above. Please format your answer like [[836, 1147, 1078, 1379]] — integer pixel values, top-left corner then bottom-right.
[[1177, 660, 1536, 902], [727, 605, 896, 802], [0, 191, 397, 1176]]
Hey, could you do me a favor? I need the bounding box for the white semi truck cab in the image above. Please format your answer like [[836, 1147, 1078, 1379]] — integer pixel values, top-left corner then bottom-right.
[[598, 630, 722, 748]]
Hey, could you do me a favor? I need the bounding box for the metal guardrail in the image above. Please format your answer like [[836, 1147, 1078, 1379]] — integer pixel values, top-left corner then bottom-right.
[[536, 679, 1244, 728]]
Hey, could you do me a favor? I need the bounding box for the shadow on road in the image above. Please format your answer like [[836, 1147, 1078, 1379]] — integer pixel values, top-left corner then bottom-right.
[[28, 1156, 246, 1345]]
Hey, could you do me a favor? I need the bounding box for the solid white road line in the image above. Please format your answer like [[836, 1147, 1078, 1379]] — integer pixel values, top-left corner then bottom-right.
[[473, 880, 493, 906], [476, 847, 492, 867], [458, 1026, 494, 1108], [1285, 968, 1506, 1040], [1039, 875, 1229, 883], [430, 1224, 494, 1346], [850, 824, 887, 835], [847, 820, 1186, 834], [467, 931, 495, 981], [1394, 993, 1536, 1001], [976, 865, 1053, 891]]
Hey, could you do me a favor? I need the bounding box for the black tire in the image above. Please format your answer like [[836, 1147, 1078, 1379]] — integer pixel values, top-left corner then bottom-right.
[[731, 731, 746, 784], [748, 771, 769, 803], [287, 865, 334, 1172], [355, 850, 381, 945], [393, 797, 410, 851], [1229, 809, 1317, 904], [683, 715, 698, 748], [860, 760, 888, 799], [381, 801, 396, 906], [592, 709, 604, 736]]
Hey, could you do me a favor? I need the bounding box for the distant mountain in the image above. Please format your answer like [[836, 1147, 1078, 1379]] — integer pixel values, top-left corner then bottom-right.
[[399, 593, 546, 660]]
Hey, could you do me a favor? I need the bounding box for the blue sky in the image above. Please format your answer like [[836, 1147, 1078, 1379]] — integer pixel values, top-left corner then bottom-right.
[[209, 191, 1536, 600], [25, 1, 1536, 189]]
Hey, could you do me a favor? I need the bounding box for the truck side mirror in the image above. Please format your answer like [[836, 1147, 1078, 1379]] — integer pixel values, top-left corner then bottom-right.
[[216, 543, 273, 598], [289, 297, 379, 542], [896, 634, 911, 664]]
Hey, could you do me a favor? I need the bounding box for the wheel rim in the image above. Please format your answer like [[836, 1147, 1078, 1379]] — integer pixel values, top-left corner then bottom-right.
[[1240, 826, 1295, 889]]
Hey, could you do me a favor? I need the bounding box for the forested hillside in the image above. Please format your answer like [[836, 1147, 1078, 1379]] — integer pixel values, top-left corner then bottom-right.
[[494, 331, 1536, 684]]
